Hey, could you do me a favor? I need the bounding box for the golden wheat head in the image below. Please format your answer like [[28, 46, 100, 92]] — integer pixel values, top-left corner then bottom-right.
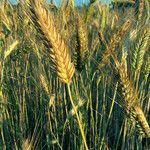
[[29, 0, 75, 83]]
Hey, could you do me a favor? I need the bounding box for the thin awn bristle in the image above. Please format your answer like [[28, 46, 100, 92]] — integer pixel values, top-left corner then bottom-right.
[[29, 0, 75, 83]]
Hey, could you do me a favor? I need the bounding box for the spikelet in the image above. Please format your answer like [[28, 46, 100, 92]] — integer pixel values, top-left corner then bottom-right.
[[98, 31, 107, 47], [74, 14, 88, 72], [22, 138, 32, 150], [0, 7, 12, 31], [29, 0, 75, 83], [130, 28, 138, 41], [96, 20, 131, 70], [113, 57, 150, 137], [142, 56, 150, 81], [39, 74, 49, 95], [4, 40, 19, 60]]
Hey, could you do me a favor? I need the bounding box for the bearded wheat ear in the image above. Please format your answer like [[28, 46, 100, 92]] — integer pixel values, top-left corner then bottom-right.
[[96, 20, 131, 71], [113, 56, 150, 137], [29, 0, 75, 84]]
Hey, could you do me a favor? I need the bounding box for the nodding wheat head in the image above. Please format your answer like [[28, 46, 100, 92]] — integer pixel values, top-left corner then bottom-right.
[[113, 57, 150, 137], [29, 0, 75, 83]]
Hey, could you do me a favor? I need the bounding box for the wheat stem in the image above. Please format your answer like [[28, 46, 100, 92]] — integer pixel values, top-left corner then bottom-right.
[[67, 83, 88, 150]]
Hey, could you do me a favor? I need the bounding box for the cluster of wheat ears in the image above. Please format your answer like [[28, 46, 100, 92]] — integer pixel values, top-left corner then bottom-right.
[[0, 0, 150, 149]]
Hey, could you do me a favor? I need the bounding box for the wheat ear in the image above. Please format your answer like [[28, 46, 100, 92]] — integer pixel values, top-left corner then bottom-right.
[[29, 0, 75, 84], [135, 0, 144, 21], [74, 14, 88, 72], [132, 28, 149, 73], [113, 56, 150, 137]]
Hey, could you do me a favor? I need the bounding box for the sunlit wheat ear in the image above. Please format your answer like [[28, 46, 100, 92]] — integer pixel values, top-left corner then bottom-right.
[[74, 14, 88, 72], [29, 0, 75, 83], [113, 57, 150, 137], [96, 19, 131, 71]]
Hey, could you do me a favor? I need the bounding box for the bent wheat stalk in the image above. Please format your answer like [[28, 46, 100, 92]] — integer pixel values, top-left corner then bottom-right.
[[29, 0, 88, 149]]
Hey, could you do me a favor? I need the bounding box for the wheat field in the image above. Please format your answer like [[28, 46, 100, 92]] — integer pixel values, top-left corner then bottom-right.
[[0, 0, 149, 149]]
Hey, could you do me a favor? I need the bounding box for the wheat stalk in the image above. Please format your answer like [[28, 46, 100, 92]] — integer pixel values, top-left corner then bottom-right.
[[29, 0, 75, 84]]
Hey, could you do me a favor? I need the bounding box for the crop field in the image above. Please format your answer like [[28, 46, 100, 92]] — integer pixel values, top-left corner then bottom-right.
[[0, 0, 150, 149]]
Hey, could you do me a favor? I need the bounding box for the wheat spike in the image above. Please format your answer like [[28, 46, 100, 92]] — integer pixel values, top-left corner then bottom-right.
[[74, 14, 88, 72], [96, 19, 131, 70], [135, 0, 144, 21], [113, 57, 150, 137], [29, 0, 75, 83], [132, 28, 149, 73]]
